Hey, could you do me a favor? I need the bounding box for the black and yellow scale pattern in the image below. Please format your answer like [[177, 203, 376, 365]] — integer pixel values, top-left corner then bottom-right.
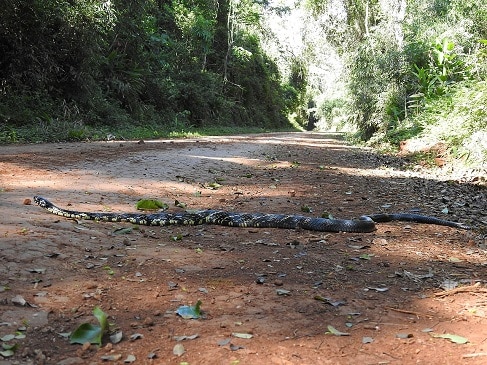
[[33, 196, 471, 233]]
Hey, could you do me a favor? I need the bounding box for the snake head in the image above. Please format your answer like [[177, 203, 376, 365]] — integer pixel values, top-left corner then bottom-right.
[[33, 196, 46, 207]]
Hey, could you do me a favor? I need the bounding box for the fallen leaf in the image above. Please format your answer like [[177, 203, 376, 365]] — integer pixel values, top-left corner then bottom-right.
[[113, 227, 133, 235], [100, 354, 122, 361], [0, 334, 15, 342], [367, 287, 389, 292], [448, 257, 462, 263], [26, 268, 46, 274], [230, 344, 245, 351], [206, 182, 222, 190], [276, 289, 291, 296], [173, 343, 185, 356], [174, 334, 199, 341], [0, 349, 14, 357], [11, 295, 27, 306], [176, 300, 202, 319], [45, 252, 60, 258], [124, 354, 136, 363], [70, 323, 102, 345], [431, 333, 468, 344], [175, 200, 187, 208], [232, 333, 253, 339], [110, 331, 123, 344], [440, 279, 458, 290], [314, 295, 346, 306], [462, 352, 487, 358], [136, 199, 168, 211], [326, 325, 350, 336], [218, 339, 231, 346]]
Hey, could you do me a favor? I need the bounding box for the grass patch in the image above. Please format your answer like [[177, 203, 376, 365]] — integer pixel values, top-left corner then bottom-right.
[[0, 120, 299, 144], [376, 80, 487, 168]]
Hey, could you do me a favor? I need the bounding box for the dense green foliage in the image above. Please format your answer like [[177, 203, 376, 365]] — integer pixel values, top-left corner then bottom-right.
[[1, 0, 485, 167], [0, 0, 299, 142], [301, 0, 487, 166]]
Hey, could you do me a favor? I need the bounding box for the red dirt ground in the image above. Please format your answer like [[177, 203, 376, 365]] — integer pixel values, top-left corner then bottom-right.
[[0, 132, 486, 365]]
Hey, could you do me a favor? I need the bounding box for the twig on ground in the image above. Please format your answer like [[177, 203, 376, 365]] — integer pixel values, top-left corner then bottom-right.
[[462, 352, 487, 358], [384, 306, 433, 318], [434, 282, 487, 298]]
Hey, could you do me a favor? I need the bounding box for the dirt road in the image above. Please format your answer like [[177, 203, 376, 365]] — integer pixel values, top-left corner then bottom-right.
[[0, 132, 486, 364]]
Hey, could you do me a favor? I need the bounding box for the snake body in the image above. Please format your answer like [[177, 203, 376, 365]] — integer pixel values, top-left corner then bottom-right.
[[33, 196, 470, 233]]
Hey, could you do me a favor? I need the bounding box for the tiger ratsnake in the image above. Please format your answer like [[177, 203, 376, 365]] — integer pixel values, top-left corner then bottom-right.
[[33, 196, 471, 233]]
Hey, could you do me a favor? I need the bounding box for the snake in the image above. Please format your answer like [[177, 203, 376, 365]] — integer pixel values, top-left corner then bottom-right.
[[33, 196, 471, 233]]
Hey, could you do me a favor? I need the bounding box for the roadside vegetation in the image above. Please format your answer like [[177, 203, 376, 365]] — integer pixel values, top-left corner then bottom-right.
[[303, 0, 486, 168], [0, 1, 485, 168], [0, 1, 304, 143]]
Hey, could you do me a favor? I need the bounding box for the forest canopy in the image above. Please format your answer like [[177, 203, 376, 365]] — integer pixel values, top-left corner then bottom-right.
[[1, 0, 486, 167], [0, 0, 298, 141]]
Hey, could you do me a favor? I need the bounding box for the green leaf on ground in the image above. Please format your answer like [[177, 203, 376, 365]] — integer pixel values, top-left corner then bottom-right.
[[206, 182, 222, 190], [0, 345, 16, 357], [301, 205, 312, 213], [326, 325, 350, 336], [136, 199, 168, 210], [176, 300, 202, 319], [0, 335, 15, 342], [1, 343, 18, 354], [70, 307, 108, 346], [175, 200, 187, 208], [103, 266, 115, 275], [93, 306, 108, 333], [431, 333, 468, 344], [113, 227, 133, 235], [70, 323, 103, 345]]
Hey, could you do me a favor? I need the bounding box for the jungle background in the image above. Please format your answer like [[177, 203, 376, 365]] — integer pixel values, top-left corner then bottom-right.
[[0, 0, 486, 168]]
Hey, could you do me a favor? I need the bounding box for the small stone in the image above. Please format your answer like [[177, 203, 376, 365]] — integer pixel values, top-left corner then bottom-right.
[[21, 346, 31, 357], [143, 317, 154, 326], [396, 333, 414, 339], [85, 281, 98, 290], [82, 342, 91, 351], [57, 357, 85, 365], [274, 279, 284, 286], [34, 349, 47, 364]]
